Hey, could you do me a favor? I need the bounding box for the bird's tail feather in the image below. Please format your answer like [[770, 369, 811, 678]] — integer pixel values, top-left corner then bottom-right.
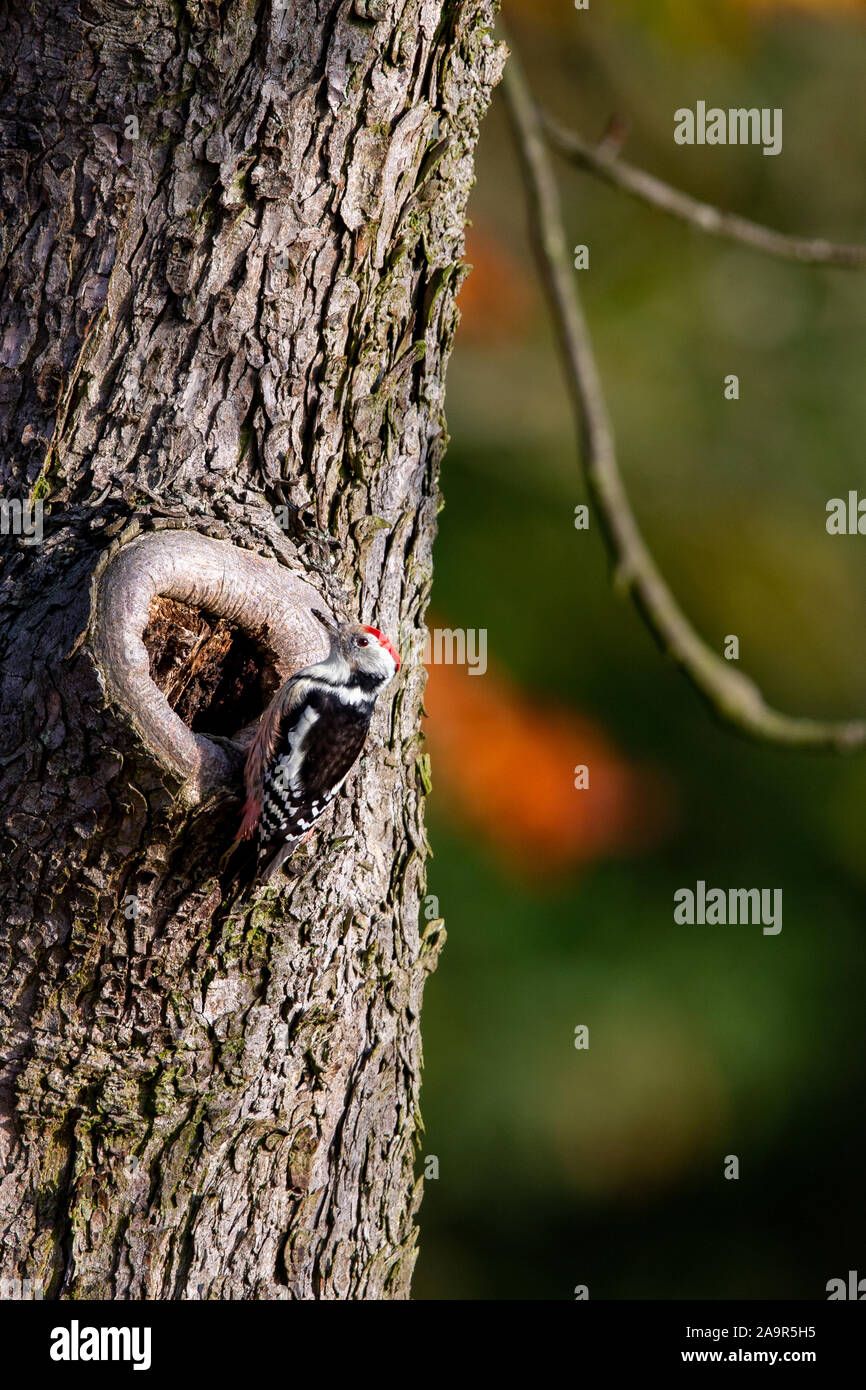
[[258, 837, 304, 883]]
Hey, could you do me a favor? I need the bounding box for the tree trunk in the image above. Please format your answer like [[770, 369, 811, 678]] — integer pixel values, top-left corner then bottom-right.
[[0, 0, 502, 1300]]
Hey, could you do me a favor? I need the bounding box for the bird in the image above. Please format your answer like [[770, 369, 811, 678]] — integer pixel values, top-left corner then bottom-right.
[[235, 608, 400, 882]]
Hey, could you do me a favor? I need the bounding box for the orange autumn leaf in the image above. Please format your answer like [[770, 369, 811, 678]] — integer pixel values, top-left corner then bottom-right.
[[423, 656, 671, 877], [457, 225, 534, 344]]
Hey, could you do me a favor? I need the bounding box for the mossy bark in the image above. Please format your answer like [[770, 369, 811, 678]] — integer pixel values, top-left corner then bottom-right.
[[0, 0, 502, 1299]]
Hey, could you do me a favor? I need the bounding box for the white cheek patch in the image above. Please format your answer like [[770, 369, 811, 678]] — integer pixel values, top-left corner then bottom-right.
[[362, 646, 397, 684]]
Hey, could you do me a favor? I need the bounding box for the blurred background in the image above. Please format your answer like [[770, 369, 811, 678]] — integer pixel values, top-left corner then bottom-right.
[[413, 0, 866, 1299]]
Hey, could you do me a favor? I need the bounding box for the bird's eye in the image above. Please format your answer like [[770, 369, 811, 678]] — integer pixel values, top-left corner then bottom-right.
[[357, 637, 369, 647]]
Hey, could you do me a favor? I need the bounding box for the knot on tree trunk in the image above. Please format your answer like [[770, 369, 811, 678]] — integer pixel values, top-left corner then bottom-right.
[[88, 529, 331, 806]]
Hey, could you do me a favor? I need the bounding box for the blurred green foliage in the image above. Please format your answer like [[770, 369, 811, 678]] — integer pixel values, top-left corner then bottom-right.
[[414, 0, 866, 1300]]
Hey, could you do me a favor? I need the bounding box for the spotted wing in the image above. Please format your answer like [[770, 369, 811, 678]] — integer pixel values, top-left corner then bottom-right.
[[258, 690, 371, 848]]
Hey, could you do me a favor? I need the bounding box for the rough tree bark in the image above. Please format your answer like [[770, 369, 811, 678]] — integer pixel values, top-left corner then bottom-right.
[[0, 0, 503, 1300]]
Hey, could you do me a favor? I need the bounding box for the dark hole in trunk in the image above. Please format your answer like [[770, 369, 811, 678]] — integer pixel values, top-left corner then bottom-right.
[[142, 596, 279, 738]]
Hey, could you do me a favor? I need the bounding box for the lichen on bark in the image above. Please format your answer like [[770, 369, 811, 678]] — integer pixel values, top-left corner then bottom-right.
[[0, 0, 504, 1299]]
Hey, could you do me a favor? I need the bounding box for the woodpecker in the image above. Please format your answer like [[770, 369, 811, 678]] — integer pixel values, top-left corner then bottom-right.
[[236, 609, 400, 882]]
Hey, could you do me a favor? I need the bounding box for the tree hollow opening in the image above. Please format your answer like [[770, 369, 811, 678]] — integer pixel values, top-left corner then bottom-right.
[[143, 596, 280, 739]]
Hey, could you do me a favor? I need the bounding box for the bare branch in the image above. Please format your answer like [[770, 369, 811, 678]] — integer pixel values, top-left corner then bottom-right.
[[541, 109, 866, 270], [500, 27, 866, 752]]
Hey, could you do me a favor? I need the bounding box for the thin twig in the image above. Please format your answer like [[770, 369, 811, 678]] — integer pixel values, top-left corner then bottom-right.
[[500, 25, 866, 752], [541, 109, 866, 270]]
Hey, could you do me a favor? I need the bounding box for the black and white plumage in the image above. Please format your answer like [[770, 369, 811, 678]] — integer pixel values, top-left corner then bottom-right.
[[237, 609, 400, 882]]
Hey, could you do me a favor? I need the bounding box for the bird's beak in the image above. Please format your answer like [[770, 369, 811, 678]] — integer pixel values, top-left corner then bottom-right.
[[311, 608, 339, 637]]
